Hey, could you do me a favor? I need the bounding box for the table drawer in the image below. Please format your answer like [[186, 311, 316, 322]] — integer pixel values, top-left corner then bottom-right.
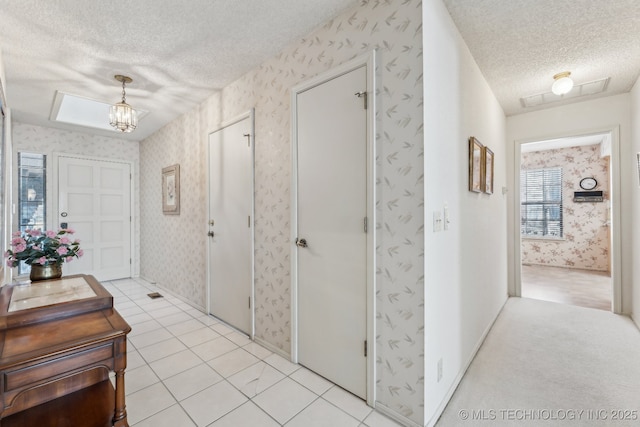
[[4, 343, 114, 391]]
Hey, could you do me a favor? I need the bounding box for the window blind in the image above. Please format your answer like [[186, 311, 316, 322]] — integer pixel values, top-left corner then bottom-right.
[[520, 167, 563, 238]]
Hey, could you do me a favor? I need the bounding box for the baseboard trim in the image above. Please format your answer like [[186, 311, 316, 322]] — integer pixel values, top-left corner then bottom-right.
[[424, 296, 509, 427], [136, 276, 293, 359], [375, 403, 422, 427], [631, 313, 640, 332], [136, 275, 206, 312], [254, 336, 291, 360]]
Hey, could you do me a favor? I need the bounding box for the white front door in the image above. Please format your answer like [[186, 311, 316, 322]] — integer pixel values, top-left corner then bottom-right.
[[57, 156, 132, 281], [295, 64, 368, 399], [208, 113, 254, 336]]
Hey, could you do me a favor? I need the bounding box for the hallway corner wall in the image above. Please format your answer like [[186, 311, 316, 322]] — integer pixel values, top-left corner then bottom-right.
[[630, 75, 640, 328], [139, 107, 210, 308], [423, 1, 508, 425]]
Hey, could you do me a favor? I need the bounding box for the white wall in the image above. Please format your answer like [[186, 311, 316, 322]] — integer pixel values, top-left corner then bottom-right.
[[0, 47, 5, 102], [506, 94, 632, 312], [631, 76, 640, 327], [423, 1, 508, 425]]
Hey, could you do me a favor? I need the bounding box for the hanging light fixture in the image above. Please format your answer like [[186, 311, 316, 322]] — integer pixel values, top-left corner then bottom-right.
[[109, 75, 138, 133], [551, 71, 574, 96]]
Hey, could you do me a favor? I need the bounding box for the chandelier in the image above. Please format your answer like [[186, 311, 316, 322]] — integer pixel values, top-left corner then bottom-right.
[[109, 75, 138, 133]]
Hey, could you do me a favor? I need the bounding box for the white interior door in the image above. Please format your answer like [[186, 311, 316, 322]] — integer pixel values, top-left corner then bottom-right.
[[58, 156, 132, 281], [295, 65, 368, 399], [208, 114, 254, 335]]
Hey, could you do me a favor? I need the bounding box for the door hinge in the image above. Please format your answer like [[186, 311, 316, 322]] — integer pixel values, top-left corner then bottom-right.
[[355, 91, 368, 109], [364, 216, 368, 233], [248, 297, 251, 309], [129, 258, 132, 265], [364, 340, 367, 357], [248, 215, 251, 228]]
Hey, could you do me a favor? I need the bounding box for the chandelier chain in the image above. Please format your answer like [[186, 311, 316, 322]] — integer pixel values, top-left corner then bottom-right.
[[121, 80, 127, 103]]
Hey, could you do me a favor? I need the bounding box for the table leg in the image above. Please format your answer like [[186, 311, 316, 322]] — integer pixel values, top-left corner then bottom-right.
[[112, 369, 128, 427]]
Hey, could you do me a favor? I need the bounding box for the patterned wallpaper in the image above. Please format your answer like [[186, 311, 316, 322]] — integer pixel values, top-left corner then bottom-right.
[[140, 0, 424, 424], [521, 144, 610, 272], [11, 122, 141, 276], [139, 110, 209, 305]]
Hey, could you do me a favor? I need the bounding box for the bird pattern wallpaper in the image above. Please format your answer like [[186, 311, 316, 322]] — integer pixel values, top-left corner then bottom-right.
[[148, 0, 426, 423], [521, 144, 610, 272]]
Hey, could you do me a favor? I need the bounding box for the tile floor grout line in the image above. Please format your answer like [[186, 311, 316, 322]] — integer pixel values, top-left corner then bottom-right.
[[106, 277, 399, 427]]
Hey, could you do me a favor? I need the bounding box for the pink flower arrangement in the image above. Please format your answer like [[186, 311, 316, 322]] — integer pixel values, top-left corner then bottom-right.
[[4, 228, 83, 267]]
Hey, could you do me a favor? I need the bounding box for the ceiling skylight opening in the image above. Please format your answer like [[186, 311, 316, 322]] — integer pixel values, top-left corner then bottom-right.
[[50, 91, 147, 132]]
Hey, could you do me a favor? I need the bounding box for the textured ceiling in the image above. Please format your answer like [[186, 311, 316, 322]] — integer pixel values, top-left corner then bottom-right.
[[442, 0, 640, 116], [0, 0, 358, 140], [2, 1, 639, 141]]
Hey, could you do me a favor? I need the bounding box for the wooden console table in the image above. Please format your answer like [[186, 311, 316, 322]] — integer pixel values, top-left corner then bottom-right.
[[0, 274, 131, 426]]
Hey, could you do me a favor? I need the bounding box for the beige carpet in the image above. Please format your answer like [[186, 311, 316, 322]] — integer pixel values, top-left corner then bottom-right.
[[436, 297, 640, 426]]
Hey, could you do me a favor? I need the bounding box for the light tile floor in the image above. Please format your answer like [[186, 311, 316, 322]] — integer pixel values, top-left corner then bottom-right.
[[103, 278, 403, 427]]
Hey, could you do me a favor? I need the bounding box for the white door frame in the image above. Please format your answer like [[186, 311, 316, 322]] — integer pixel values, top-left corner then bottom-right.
[[290, 51, 376, 406], [206, 109, 256, 339], [513, 126, 622, 313], [52, 152, 135, 279], [1, 108, 12, 286]]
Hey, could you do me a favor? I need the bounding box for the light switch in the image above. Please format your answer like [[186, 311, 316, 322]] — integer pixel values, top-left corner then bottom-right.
[[443, 204, 450, 230], [433, 211, 443, 232]]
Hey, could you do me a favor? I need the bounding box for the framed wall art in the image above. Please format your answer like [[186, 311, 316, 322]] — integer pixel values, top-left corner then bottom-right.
[[162, 164, 180, 215], [483, 146, 494, 194], [637, 153, 640, 187], [469, 136, 483, 193]]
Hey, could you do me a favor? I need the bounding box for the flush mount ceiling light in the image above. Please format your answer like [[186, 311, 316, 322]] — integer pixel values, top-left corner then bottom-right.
[[551, 71, 574, 96], [109, 75, 138, 133]]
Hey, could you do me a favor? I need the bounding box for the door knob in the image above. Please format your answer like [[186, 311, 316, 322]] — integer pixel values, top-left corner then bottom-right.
[[295, 238, 308, 248]]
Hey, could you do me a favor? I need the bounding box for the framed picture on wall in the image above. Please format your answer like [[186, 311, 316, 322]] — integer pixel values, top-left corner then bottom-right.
[[469, 136, 483, 193], [162, 164, 180, 215], [637, 153, 640, 187], [483, 146, 494, 194]]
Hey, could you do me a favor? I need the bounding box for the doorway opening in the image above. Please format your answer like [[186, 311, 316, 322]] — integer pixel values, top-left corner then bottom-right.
[[517, 130, 620, 311]]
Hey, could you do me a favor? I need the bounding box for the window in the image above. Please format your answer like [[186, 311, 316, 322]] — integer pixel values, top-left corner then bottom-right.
[[520, 167, 563, 238], [18, 152, 46, 274], [0, 103, 5, 272]]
